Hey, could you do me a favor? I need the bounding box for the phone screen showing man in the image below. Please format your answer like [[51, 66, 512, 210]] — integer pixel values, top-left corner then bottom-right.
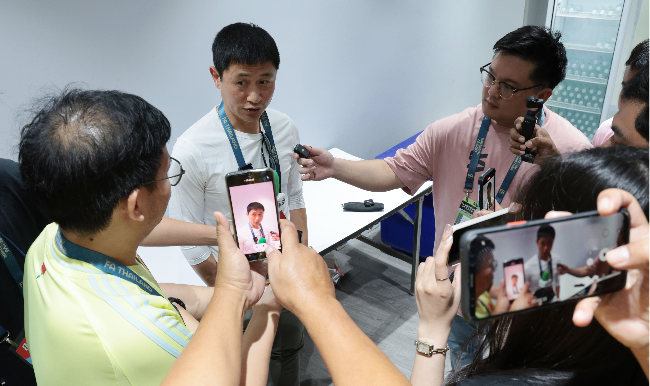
[[504, 259, 525, 301], [229, 180, 281, 258], [478, 168, 496, 211], [482, 181, 495, 211]]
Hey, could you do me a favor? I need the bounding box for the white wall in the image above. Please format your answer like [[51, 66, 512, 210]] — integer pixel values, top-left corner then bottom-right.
[[0, 1, 525, 162]]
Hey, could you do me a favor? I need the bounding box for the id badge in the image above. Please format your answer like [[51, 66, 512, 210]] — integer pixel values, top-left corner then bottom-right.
[[9, 329, 32, 367], [454, 196, 478, 225], [277, 192, 287, 217]]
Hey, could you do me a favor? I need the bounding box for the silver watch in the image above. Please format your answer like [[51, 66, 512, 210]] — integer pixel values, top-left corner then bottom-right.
[[414, 340, 450, 357]]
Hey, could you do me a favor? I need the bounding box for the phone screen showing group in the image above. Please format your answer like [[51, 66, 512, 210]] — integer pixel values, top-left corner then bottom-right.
[[226, 168, 281, 261], [465, 211, 628, 321]]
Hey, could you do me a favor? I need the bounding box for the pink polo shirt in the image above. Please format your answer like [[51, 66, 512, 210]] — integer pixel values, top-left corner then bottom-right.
[[384, 104, 591, 255], [592, 118, 614, 147]]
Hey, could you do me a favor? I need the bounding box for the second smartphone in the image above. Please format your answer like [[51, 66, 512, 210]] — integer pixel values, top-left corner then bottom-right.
[[225, 168, 282, 261], [478, 168, 496, 211], [460, 209, 630, 322]]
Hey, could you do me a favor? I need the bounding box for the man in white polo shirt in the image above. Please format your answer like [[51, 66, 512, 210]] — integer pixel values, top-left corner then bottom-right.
[[170, 22, 307, 386]]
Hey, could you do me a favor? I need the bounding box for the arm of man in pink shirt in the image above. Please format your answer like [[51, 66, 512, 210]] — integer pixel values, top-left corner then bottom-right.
[[293, 146, 405, 192]]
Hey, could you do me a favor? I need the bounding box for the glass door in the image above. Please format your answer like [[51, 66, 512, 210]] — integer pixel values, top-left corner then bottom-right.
[[546, 0, 626, 140]]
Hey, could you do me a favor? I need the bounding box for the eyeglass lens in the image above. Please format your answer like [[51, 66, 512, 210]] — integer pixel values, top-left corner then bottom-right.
[[481, 69, 514, 100], [168, 158, 183, 186]]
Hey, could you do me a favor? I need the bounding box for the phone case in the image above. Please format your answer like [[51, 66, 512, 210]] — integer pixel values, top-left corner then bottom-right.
[[460, 209, 630, 322], [225, 168, 281, 261]]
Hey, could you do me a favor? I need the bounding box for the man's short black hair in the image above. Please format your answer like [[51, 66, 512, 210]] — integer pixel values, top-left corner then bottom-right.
[[19, 87, 171, 235], [621, 65, 649, 141], [625, 39, 649, 71], [247, 202, 265, 213], [493, 26, 567, 90], [212, 23, 280, 78], [537, 225, 556, 240]]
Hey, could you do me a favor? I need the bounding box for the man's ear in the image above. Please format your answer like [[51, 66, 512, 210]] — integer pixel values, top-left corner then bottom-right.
[[537, 87, 553, 102], [209, 66, 221, 89], [125, 189, 145, 222]]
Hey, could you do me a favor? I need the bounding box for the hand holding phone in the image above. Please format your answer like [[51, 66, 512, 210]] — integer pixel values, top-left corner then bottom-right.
[[572, 189, 649, 358], [414, 225, 462, 335], [212, 211, 267, 310], [265, 220, 335, 317], [461, 209, 630, 322]]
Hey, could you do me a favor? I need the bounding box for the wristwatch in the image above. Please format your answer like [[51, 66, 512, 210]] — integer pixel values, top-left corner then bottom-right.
[[414, 340, 450, 357]]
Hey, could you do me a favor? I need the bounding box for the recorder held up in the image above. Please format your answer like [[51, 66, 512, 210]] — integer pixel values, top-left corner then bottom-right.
[[520, 96, 545, 164]]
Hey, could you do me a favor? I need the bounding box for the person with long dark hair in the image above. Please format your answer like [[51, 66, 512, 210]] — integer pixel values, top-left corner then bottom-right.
[[410, 146, 649, 386]]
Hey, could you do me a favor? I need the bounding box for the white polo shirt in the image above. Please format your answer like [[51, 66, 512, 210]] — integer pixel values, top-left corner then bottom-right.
[[169, 106, 305, 265]]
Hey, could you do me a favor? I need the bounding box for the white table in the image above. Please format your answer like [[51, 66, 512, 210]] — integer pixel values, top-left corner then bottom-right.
[[303, 148, 432, 294], [138, 148, 433, 293]]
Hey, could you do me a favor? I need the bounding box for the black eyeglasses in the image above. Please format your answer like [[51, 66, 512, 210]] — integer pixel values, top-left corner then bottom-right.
[[480, 63, 544, 100], [150, 157, 185, 186]]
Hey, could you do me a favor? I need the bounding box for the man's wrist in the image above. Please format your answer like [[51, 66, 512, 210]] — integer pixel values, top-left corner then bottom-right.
[[293, 294, 339, 323], [213, 283, 248, 315], [331, 157, 342, 179]]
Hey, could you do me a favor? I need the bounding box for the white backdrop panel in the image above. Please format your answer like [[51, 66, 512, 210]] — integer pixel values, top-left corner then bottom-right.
[[0, 1, 524, 161]]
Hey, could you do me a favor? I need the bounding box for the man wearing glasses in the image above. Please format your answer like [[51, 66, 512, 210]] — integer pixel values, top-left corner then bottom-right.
[[296, 25, 590, 255], [294, 25, 590, 368], [18, 89, 280, 386]]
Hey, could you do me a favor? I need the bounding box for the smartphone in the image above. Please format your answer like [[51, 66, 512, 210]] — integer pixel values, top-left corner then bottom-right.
[[225, 168, 282, 261], [503, 258, 525, 302], [460, 209, 630, 322], [478, 168, 496, 211], [448, 208, 509, 266]]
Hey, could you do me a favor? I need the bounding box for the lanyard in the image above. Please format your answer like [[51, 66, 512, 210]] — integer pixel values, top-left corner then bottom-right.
[[248, 223, 265, 243], [0, 230, 25, 293], [55, 230, 163, 297], [538, 254, 553, 282], [465, 111, 545, 204], [218, 102, 282, 193]]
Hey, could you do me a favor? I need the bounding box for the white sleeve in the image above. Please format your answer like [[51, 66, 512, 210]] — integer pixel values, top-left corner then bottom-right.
[[286, 122, 306, 211], [169, 140, 214, 265]]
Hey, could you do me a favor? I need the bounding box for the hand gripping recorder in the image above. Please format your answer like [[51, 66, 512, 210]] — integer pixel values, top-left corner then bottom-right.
[[520, 96, 545, 164]]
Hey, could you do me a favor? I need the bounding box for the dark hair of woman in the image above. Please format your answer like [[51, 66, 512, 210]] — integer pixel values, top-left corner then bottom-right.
[[445, 146, 649, 386]]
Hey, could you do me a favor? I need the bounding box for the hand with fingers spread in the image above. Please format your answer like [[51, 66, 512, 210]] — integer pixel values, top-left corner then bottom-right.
[[292, 145, 336, 182], [508, 116, 559, 164], [213, 211, 268, 311], [570, 189, 649, 378]]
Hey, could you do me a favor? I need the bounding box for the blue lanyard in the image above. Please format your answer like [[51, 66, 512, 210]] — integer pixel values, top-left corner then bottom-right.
[[0, 230, 26, 294], [55, 230, 163, 297], [465, 112, 545, 204], [218, 102, 282, 192], [248, 223, 265, 243]]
